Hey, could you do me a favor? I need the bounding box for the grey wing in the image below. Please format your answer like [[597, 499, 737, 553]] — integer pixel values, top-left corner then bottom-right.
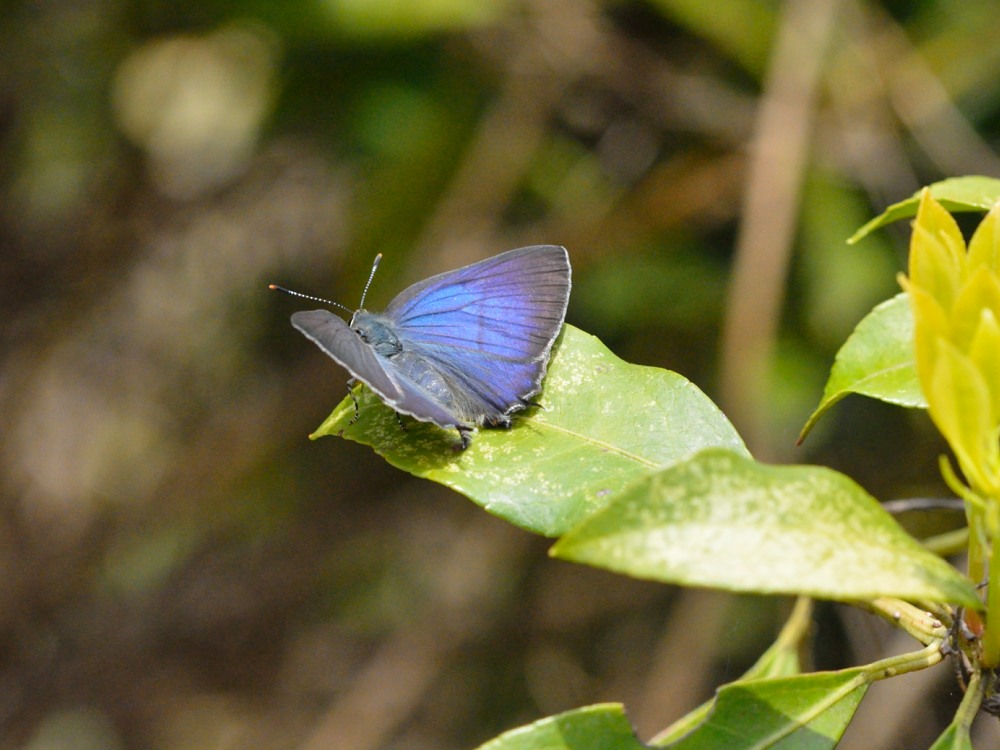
[[291, 310, 471, 430]]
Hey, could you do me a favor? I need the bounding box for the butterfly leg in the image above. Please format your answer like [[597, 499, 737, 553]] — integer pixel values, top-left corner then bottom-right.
[[347, 379, 361, 424], [455, 426, 474, 451], [395, 412, 408, 432]]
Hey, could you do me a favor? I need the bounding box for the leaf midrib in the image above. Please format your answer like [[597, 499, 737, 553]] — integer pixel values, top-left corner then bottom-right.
[[533, 418, 661, 468]]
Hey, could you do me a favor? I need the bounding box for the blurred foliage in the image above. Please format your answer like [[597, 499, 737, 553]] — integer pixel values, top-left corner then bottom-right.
[[3, 0, 1000, 748]]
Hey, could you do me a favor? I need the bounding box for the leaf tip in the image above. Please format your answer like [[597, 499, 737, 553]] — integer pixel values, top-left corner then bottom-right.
[[797, 413, 820, 445], [847, 221, 878, 245]]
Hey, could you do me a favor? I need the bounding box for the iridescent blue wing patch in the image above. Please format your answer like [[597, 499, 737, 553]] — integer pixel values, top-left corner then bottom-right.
[[384, 245, 571, 419]]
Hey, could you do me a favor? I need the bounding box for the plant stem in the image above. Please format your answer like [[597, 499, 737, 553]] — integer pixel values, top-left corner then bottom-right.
[[982, 501, 1000, 667], [952, 667, 986, 734], [861, 598, 948, 645], [775, 596, 813, 653], [920, 526, 969, 557], [862, 640, 944, 682]]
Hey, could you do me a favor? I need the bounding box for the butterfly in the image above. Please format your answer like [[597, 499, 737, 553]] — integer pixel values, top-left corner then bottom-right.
[[275, 245, 571, 450]]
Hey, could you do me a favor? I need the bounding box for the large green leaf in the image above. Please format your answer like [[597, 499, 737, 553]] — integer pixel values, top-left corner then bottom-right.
[[551, 449, 979, 606], [475, 703, 645, 750], [799, 293, 924, 441], [850, 176, 1000, 244], [660, 670, 868, 749], [310, 325, 748, 537]]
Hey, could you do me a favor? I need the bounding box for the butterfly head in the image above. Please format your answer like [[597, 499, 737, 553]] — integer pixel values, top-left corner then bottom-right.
[[351, 310, 402, 357]]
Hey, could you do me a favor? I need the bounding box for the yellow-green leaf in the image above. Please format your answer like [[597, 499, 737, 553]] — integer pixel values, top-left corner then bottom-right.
[[909, 191, 965, 310], [967, 200, 1000, 275], [951, 265, 1000, 351], [927, 339, 994, 487], [969, 308, 1000, 428], [903, 279, 951, 389]]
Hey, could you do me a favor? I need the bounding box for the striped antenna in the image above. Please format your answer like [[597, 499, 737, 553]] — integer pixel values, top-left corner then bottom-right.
[[270, 253, 383, 314], [358, 253, 382, 309], [268, 285, 353, 315]]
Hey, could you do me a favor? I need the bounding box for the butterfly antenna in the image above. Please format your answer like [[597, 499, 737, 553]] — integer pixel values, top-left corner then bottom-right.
[[268, 285, 353, 315], [358, 254, 382, 309]]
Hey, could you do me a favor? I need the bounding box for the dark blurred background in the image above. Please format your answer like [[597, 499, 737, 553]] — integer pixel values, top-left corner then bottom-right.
[[2, 0, 999, 748]]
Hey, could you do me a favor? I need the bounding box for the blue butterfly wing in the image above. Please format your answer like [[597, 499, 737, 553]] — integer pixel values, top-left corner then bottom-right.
[[290, 310, 470, 430], [381, 245, 571, 422]]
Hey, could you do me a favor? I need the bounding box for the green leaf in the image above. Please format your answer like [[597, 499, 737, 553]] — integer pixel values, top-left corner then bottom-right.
[[659, 670, 868, 749], [652, 598, 809, 745], [652, 646, 802, 746], [552, 449, 980, 607], [850, 176, 1000, 244], [927, 668, 983, 750], [475, 703, 645, 750], [310, 325, 748, 537], [928, 724, 973, 750], [800, 293, 923, 442]]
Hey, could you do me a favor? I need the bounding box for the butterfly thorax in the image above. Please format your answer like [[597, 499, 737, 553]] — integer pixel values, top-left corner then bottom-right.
[[351, 311, 403, 357]]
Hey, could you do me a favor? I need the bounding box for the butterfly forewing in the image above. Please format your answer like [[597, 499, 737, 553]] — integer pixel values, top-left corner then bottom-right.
[[291, 310, 469, 429], [383, 245, 571, 411]]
